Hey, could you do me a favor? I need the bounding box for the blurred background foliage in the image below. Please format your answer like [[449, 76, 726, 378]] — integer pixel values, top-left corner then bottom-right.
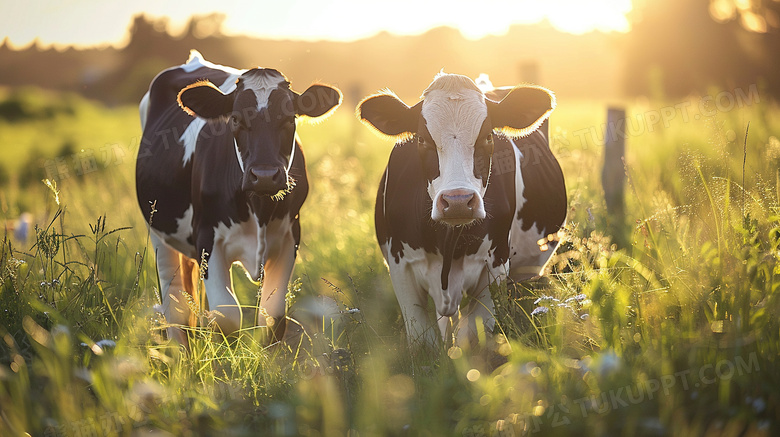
[[0, 0, 779, 106]]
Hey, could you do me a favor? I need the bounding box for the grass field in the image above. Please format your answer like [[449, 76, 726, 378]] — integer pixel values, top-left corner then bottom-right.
[[0, 84, 779, 436]]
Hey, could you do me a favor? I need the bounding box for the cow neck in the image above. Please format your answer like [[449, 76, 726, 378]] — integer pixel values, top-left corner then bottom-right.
[[440, 225, 464, 290]]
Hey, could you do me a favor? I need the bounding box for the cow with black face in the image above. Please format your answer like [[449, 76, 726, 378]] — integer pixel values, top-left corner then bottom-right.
[[136, 51, 341, 347], [358, 73, 566, 349]]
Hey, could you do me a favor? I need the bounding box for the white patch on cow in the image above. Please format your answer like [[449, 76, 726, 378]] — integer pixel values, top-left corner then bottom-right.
[[379, 242, 390, 267], [508, 138, 551, 280], [511, 139, 526, 214], [234, 138, 245, 172], [139, 91, 150, 130], [179, 118, 206, 166], [214, 218, 265, 282], [217, 75, 239, 93], [174, 204, 194, 240], [241, 71, 287, 111], [287, 132, 300, 172], [157, 204, 196, 259], [420, 74, 488, 221], [388, 236, 506, 319], [474, 73, 493, 93], [182, 50, 243, 78]]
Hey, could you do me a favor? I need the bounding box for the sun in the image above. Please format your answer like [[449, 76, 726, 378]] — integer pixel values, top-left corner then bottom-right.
[[546, 0, 633, 34], [344, 0, 634, 40]]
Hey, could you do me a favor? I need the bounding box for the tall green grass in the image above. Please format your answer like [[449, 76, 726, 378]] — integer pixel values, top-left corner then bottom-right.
[[0, 87, 778, 436]]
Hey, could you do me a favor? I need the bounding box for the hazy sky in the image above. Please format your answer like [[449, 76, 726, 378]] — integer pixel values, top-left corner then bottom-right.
[[1, 0, 632, 47]]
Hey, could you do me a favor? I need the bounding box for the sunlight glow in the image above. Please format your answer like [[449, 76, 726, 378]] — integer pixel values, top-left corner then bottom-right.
[[0, 0, 634, 48], [547, 0, 633, 34]]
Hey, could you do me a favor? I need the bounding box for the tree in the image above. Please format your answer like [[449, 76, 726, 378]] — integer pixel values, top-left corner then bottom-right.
[[624, 0, 777, 99]]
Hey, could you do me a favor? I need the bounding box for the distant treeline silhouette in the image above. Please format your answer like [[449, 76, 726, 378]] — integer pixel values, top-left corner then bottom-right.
[[1, 0, 776, 106], [624, 0, 780, 101]]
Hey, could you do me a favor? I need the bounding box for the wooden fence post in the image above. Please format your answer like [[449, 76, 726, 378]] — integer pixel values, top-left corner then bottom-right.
[[602, 107, 626, 246]]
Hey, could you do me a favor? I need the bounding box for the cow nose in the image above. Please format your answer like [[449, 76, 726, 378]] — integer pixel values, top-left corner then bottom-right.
[[436, 189, 481, 225], [244, 166, 287, 194]]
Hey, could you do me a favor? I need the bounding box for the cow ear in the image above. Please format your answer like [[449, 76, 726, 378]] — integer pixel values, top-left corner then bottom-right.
[[488, 85, 555, 138], [357, 92, 421, 139], [177, 80, 235, 119], [295, 85, 343, 119]]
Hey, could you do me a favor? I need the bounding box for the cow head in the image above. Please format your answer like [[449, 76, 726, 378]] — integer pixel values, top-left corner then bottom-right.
[[178, 69, 342, 199], [358, 73, 554, 226]]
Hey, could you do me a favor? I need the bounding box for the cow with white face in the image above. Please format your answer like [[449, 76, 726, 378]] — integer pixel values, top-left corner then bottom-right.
[[136, 51, 341, 347], [358, 73, 567, 349]]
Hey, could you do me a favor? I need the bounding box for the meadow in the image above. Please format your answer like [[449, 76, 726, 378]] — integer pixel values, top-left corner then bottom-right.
[[0, 83, 778, 436]]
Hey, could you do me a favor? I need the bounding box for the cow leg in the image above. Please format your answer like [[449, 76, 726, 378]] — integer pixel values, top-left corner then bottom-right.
[[151, 232, 195, 347], [454, 270, 496, 349], [179, 253, 199, 326], [388, 262, 439, 350], [437, 315, 451, 343], [202, 246, 243, 336], [258, 217, 297, 342]]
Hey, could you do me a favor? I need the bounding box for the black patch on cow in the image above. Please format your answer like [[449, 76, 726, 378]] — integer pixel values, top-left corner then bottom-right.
[[472, 119, 495, 185], [417, 141, 440, 183], [440, 226, 462, 290], [515, 121, 567, 237], [266, 85, 295, 121], [234, 89, 259, 124], [136, 65, 232, 237], [415, 122, 440, 182], [374, 168, 393, 260]]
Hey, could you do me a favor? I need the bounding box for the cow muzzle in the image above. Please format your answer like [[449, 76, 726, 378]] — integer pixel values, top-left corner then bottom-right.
[[243, 166, 288, 196], [433, 189, 485, 226]]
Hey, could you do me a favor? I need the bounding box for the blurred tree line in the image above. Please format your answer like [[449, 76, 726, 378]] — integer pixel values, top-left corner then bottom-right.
[[0, 0, 778, 105], [625, 0, 780, 99], [0, 13, 624, 105]]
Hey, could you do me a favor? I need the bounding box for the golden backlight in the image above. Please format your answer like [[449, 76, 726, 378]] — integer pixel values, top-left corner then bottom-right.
[[438, 0, 633, 39], [544, 0, 633, 34], [1, 0, 633, 48], [230, 0, 634, 41]]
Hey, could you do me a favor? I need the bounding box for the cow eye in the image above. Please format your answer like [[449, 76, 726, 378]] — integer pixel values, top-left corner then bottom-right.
[[482, 133, 494, 150], [418, 135, 433, 149], [230, 115, 242, 131]]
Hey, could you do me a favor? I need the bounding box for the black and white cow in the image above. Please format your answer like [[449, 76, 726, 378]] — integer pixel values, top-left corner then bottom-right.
[[136, 50, 342, 346], [358, 73, 566, 348]]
